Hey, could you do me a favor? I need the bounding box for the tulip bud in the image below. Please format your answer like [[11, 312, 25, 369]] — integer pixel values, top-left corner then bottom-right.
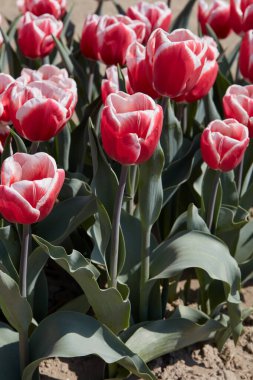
[[239, 30, 253, 83], [230, 0, 253, 35], [17, 12, 63, 59], [201, 119, 249, 172], [0, 152, 65, 224], [17, 0, 66, 19], [198, 0, 231, 39], [223, 84, 253, 138], [80, 14, 145, 65], [101, 92, 163, 165], [146, 28, 219, 101], [127, 1, 172, 43]]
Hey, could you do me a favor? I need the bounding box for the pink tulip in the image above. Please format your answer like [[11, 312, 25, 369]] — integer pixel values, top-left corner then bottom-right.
[[0, 73, 15, 124], [239, 30, 253, 83], [0, 123, 10, 154], [7, 70, 77, 141], [17, 12, 63, 59], [230, 0, 253, 35], [223, 84, 253, 138], [126, 41, 159, 99], [198, 0, 231, 39], [101, 66, 133, 104], [101, 92, 163, 165], [17, 0, 66, 19], [80, 14, 145, 65], [0, 152, 65, 224], [146, 28, 219, 101], [201, 119, 249, 172], [127, 1, 172, 43]]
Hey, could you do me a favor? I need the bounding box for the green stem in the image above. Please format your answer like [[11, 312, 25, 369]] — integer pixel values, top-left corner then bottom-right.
[[88, 61, 95, 103], [19, 224, 30, 373], [127, 165, 138, 215], [236, 155, 244, 197], [109, 165, 129, 288], [29, 141, 39, 154], [206, 170, 221, 232], [139, 225, 152, 321]]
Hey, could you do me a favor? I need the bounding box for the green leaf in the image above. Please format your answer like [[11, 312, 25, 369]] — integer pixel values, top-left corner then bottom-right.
[[148, 231, 241, 341], [0, 27, 22, 77], [9, 128, 27, 153], [235, 220, 253, 264], [22, 311, 155, 380], [201, 167, 222, 232], [89, 123, 118, 218], [220, 171, 238, 207], [139, 143, 164, 228], [56, 123, 71, 170], [52, 34, 74, 75], [0, 322, 19, 379], [0, 265, 32, 334], [160, 99, 183, 167], [126, 306, 221, 363], [171, 0, 196, 30], [34, 195, 97, 244], [33, 237, 130, 334], [163, 135, 201, 205], [0, 225, 20, 282], [203, 91, 221, 123]]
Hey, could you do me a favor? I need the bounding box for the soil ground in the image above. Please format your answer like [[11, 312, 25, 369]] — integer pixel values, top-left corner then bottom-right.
[[1, 0, 251, 379]]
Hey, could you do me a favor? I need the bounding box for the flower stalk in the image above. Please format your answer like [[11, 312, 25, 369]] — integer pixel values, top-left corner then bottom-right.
[[139, 224, 152, 321], [109, 165, 129, 288], [206, 170, 221, 232]]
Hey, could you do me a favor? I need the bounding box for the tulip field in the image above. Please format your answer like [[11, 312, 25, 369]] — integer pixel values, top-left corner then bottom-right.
[[1, 0, 253, 379]]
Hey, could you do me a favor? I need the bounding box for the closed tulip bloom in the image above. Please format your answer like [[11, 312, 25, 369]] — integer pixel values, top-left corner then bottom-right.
[[146, 28, 219, 100], [223, 84, 253, 137], [80, 14, 145, 65], [0, 123, 10, 154], [230, 0, 253, 35], [198, 0, 231, 39], [17, 0, 66, 19], [0, 152, 65, 224], [239, 30, 253, 82], [101, 66, 133, 104], [101, 92, 163, 165], [8, 76, 77, 141], [18, 12, 63, 59], [126, 41, 160, 99], [127, 1, 172, 43], [201, 119, 249, 172]]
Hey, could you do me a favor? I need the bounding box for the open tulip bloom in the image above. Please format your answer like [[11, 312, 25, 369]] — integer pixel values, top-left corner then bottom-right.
[[0, 152, 65, 224], [198, 0, 231, 39]]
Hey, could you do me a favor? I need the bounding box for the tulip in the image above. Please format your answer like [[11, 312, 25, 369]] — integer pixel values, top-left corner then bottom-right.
[[8, 74, 77, 142], [80, 14, 145, 65], [0, 73, 15, 123], [223, 84, 253, 138], [101, 92, 163, 165], [201, 119, 249, 172], [17, 0, 66, 19], [0, 152, 65, 224], [239, 30, 253, 83], [146, 28, 219, 101], [198, 0, 231, 39], [0, 123, 10, 154], [101, 66, 133, 104], [127, 1, 172, 43], [17, 12, 63, 59], [230, 0, 253, 35], [126, 41, 160, 99]]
